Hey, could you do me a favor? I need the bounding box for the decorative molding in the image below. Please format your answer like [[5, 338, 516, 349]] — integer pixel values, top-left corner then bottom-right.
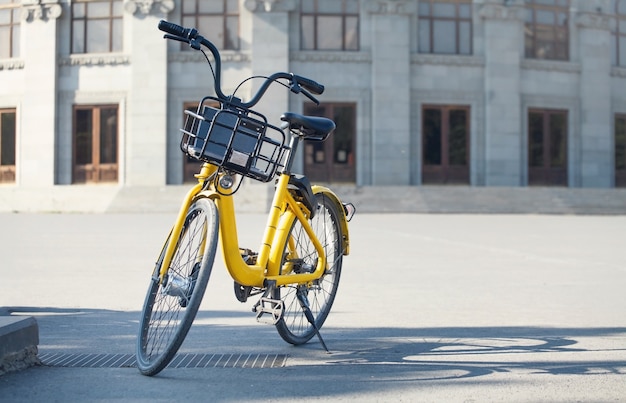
[[0, 59, 25, 71], [290, 51, 371, 64], [168, 51, 250, 63], [365, 0, 416, 15], [612, 67, 626, 79], [521, 59, 581, 74], [478, 3, 525, 21], [575, 12, 613, 31], [59, 54, 130, 66], [412, 54, 485, 68], [21, 0, 62, 22], [244, 0, 296, 13], [123, 0, 175, 16]]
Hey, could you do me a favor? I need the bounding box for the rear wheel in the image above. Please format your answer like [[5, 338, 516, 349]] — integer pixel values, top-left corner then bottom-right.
[[274, 193, 343, 345], [136, 198, 218, 376]]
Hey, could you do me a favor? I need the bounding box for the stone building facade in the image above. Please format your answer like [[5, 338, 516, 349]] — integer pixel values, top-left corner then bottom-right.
[[0, 0, 624, 191]]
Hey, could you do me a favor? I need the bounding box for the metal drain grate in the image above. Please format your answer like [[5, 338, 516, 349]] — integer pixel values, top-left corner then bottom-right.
[[39, 353, 288, 369]]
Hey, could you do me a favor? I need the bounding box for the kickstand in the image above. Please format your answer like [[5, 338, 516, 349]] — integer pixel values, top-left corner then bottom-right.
[[297, 290, 331, 354]]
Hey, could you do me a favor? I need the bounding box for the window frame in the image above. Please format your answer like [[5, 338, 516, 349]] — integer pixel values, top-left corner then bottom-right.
[[0, 0, 20, 59], [418, 0, 473, 55], [300, 0, 360, 51], [71, 0, 123, 54], [613, 0, 626, 67], [524, 0, 570, 61], [181, 0, 240, 51]]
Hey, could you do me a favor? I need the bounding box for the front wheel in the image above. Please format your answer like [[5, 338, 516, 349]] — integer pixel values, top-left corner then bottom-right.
[[274, 193, 343, 345], [136, 198, 219, 376]]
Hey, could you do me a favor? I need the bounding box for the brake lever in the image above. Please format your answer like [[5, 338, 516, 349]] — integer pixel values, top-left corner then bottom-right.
[[163, 34, 188, 44], [301, 88, 319, 106]]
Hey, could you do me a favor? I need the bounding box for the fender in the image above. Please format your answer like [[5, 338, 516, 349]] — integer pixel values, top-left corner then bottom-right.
[[312, 185, 350, 256]]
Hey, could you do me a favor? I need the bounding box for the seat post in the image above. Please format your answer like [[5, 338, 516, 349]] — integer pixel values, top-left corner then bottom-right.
[[282, 131, 302, 175]]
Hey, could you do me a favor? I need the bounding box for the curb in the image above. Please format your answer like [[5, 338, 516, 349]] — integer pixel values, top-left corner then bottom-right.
[[0, 316, 40, 376]]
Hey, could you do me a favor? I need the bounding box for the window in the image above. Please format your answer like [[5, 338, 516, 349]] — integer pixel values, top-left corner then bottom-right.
[[528, 109, 568, 186], [422, 105, 470, 184], [71, 0, 123, 54], [0, 108, 16, 183], [303, 103, 356, 183], [616, 114, 626, 187], [612, 0, 626, 66], [418, 0, 472, 55], [301, 0, 359, 51], [181, 0, 239, 50], [524, 0, 569, 61], [73, 105, 118, 183], [0, 0, 20, 58]]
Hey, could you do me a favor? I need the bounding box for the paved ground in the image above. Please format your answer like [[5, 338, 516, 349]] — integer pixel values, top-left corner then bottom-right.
[[0, 211, 625, 402]]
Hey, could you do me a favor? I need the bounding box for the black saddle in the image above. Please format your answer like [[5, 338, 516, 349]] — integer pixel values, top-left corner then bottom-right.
[[280, 112, 335, 141]]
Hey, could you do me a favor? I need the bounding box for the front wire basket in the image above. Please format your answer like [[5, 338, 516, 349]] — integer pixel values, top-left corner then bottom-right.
[[180, 98, 286, 183]]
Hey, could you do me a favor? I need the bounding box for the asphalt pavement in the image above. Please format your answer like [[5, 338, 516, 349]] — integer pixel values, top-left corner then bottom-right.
[[0, 211, 625, 402]]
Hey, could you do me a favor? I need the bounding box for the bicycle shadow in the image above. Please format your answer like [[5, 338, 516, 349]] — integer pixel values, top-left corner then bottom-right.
[[4, 306, 626, 381], [315, 326, 626, 379]]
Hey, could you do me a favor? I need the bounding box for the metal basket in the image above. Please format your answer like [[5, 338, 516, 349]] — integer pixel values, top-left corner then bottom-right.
[[180, 100, 286, 182]]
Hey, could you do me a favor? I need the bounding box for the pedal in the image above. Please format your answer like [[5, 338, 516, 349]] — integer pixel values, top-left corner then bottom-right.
[[253, 297, 284, 325]]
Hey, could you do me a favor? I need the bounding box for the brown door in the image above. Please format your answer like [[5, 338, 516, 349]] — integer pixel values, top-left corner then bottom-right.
[[73, 105, 118, 183], [303, 103, 356, 183], [422, 105, 470, 184], [0, 109, 16, 183], [528, 109, 567, 186], [616, 114, 626, 187]]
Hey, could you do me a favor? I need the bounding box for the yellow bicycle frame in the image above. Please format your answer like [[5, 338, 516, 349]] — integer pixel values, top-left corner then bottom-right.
[[158, 163, 350, 289]]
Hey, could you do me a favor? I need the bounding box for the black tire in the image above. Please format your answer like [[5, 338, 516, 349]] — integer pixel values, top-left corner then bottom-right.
[[274, 193, 343, 345], [136, 198, 218, 376]]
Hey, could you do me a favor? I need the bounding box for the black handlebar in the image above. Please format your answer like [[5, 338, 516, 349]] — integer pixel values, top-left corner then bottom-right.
[[158, 19, 325, 108]]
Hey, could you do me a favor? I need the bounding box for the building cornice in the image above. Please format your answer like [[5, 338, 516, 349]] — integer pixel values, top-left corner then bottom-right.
[[478, 2, 525, 21], [365, 0, 416, 15], [123, 0, 175, 16], [575, 12, 613, 31], [0, 59, 25, 71], [21, 0, 62, 22], [168, 51, 251, 63], [412, 54, 485, 67], [291, 51, 371, 64], [521, 59, 581, 74], [59, 54, 131, 66], [243, 0, 296, 13]]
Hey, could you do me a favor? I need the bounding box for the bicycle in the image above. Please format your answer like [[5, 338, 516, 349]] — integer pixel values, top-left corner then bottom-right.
[[135, 20, 355, 376]]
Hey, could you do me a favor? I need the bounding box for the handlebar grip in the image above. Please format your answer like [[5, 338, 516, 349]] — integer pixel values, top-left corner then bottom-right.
[[293, 75, 325, 95], [158, 20, 194, 40]]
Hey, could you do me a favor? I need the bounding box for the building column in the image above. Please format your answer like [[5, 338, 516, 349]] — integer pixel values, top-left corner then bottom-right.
[[479, 0, 525, 186], [575, 2, 612, 187], [19, 1, 62, 186], [367, 0, 413, 185], [124, 0, 174, 185], [244, 0, 294, 124]]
